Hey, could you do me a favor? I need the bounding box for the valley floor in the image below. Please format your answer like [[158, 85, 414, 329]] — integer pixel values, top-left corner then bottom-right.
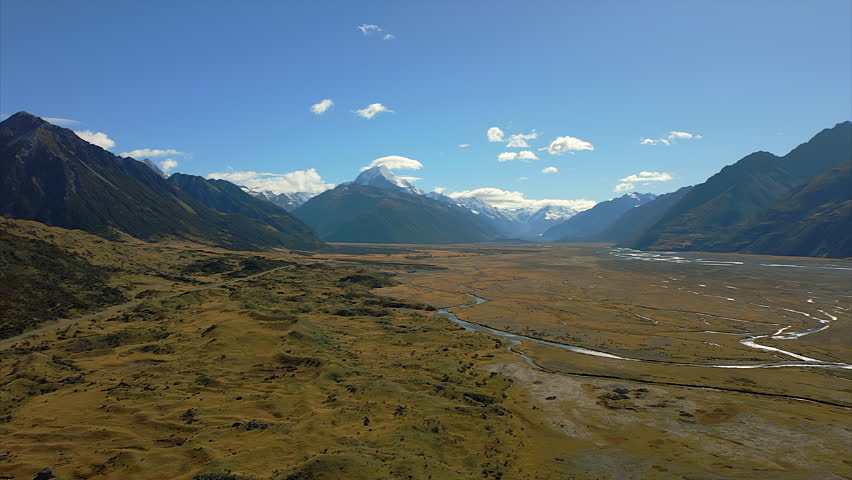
[[1, 234, 850, 479]]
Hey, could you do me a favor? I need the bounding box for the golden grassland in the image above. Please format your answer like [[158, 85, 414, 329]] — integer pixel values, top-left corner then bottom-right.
[[1, 228, 850, 479]]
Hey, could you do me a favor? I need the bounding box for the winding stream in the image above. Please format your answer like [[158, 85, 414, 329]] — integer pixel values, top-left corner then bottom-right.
[[438, 292, 852, 371]]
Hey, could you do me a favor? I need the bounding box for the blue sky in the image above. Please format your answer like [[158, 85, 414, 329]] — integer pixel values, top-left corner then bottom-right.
[[2, 0, 850, 209]]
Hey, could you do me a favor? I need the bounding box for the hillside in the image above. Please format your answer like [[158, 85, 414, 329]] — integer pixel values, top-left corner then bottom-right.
[[295, 183, 496, 244], [705, 161, 852, 257], [0, 112, 321, 251], [168, 173, 323, 250], [630, 121, 852, 251]]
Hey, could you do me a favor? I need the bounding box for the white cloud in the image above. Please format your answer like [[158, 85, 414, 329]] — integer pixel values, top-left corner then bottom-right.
[[517, 150, 538, 161], [383, 34, 395, 40], [360, 155, 423, 171], [357, 24, 383, 35], [120, 148, 183, 158], [542, 166, 559, 174], [497, 150, 537, 163], [641, 131, 702, 146], [433, 187, 446, 194], [74, 130, 115, 150], [518, 177, 528, 182], [43, 117, 79, 126], [355, 103, 393, 119], [311, 98, 334, 115], [159, 159, 179, 173], [487, 127, 505, 142], [207, 168, 334, 195], [447, 188, 596, 211], [614, 183, 635, 193], [620, 171, 673, 182], [458, 144, 470, 148], [398, 175, 422, 183], [506, 130, 539, 148], [547, 135, 594, 155]]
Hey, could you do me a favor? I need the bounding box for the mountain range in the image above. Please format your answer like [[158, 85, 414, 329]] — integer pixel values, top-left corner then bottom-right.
[[1, 112, 849, 257], [0, 112, 323, 251], [627, 121, 851, 254]]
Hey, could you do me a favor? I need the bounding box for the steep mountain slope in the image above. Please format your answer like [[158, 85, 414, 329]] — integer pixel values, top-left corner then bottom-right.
[[168, 174, 323, 249], [0, 112, 321, 251], [542, 193, 657, 241], [705, 161, 852, 257], [294, 183, 496, 243], [631, 121, 852, 250], [596, 186, 694, 244]]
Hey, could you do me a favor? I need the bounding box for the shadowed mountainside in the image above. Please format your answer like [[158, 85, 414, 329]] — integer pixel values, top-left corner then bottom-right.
[[0, 112, 323, 251], [630, 121, 852, 252], [704, 160, 852, 257], [168, 173, 323, 250], [295, 183, 496, 244], [542, 193, 657, 242]]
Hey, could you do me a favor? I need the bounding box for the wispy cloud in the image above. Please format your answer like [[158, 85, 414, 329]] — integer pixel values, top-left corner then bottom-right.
[[458, 144, 470, 148], [614, 182, 635, 193], [207, 168, 334, 195], [487, 127, 505, 142], [43, 117, 80, 127], [448, 187, 596, 211], [433, 187, 446, 194], [542, 166, 559, 174], [620, 171, 673, 182], [361, 155, 423, 171], [506, 130, 539, 148], [311, 98, 334, 115], [357, 24, 383, 35], [120, 148, 183, 158], [547, 135, 594, 155], [358, 24, 396, 40], [355, 103, 393, 119], [159, 159, 179, 173], [640, 131, 703, 146], [74, 130, 115, 150]]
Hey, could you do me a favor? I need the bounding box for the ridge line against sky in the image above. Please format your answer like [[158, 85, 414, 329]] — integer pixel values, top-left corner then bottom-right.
[[2, 1, 849, 205]]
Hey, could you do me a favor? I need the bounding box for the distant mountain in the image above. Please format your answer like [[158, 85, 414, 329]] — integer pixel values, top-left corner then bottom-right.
[[353, 165, 422, 195], [0, 112, 323, 251], [294, 183, 496, 244], [542, 192, 657, 241], [703, 161, 852, 257], [630, 121, 852, 251], [596, 186, 694, 244], [428, 193, 520, 237], [250, 190, 315, 211], [514, 205, 581, 239], [426, 194, 582, 239], [168, 174, 323, 249]]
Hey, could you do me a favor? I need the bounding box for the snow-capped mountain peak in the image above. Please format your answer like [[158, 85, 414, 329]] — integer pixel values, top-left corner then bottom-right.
[[353, 165, 423, 195]]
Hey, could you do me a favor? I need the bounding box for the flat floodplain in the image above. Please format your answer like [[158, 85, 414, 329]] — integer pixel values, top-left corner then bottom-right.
[[1, 238, 850, 479], [328, 242, 852, 476]]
